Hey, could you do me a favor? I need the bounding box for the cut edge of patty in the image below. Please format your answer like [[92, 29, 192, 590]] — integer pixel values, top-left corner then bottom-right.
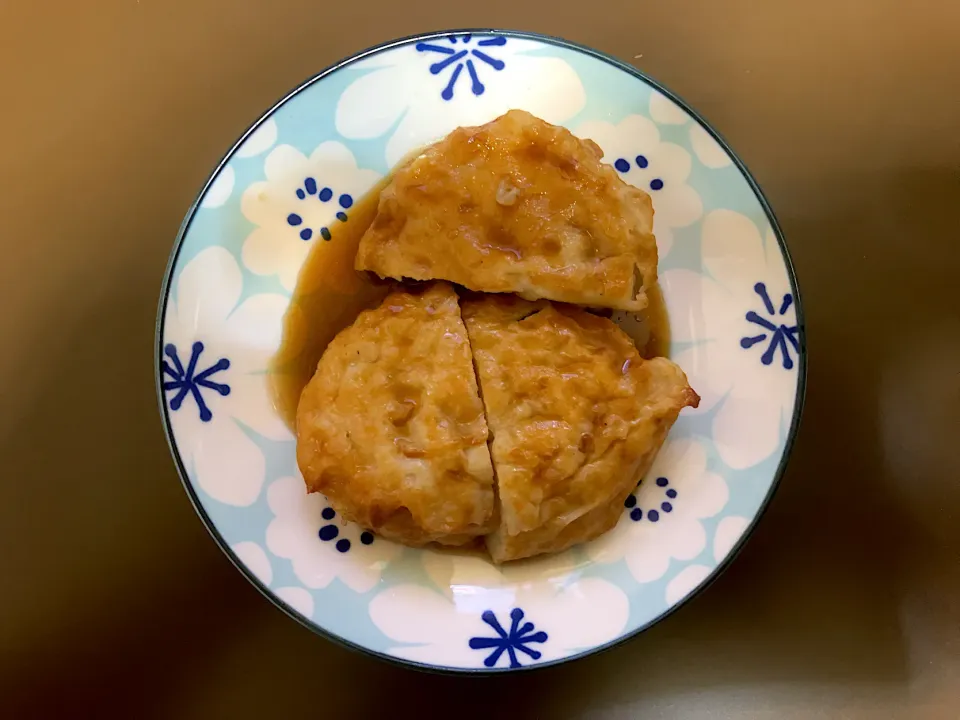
[[459, 294, 698, 563]]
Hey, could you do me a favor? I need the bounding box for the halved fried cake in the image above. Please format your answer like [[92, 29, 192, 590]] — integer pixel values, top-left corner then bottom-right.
[[356, 109, 659, 311], [296, 282, 496, 546], [461, 294, 699, 562]]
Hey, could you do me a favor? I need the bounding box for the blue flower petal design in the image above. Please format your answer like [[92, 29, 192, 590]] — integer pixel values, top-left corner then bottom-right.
[[416, 34, 507, 101], [162, 341, 230, 422], [626, 476, 678, 522], [740, 282, 799, 369], [468, 608, 548, 668], [286, 181, 352, 241], [316, 505, 375, 553]]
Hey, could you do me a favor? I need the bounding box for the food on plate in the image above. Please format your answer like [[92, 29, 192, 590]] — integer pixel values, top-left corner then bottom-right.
[[286, 108, 698, 562], [355, 109, 659, 311], [460, 294, 699, 563], [296, 282, 496, 546]]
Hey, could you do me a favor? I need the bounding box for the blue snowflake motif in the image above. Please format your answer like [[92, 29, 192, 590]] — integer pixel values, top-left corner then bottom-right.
[[468, 608, 548, 669], [286, 177, 353, 241], [740, 282, 799, 369], [624, 476, 677, 522], [317, 505, 374, 553], [612, 154, 665, 192], [162, 341, 230, 422], [415, 34, 507, 101]]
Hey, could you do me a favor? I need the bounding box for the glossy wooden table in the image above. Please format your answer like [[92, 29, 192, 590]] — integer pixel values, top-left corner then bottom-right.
[[2, 1, 958, 717]]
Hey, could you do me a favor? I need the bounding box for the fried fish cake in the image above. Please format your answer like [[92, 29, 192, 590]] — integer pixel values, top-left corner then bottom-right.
[[356, 110, 658, 311], [461, 294, 699, 562], [296, 282, 496, 546]]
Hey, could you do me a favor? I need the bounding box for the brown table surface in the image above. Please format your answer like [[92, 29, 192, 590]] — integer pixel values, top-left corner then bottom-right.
[[2, 1, 958, 717]]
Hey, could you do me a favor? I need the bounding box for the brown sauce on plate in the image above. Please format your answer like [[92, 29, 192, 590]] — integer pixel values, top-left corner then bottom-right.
[[270, 167, 672, 432], [269, 174, 392, 430], [618, 282, 671, 361]]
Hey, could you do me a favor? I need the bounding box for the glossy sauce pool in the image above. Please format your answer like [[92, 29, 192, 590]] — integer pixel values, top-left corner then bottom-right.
[[270, 175, 672, 431], [269, 174, 393, 430]]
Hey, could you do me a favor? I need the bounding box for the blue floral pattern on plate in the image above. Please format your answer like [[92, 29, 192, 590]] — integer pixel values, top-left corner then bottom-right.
[[162, 342, 231, 422], [286, 176, 354, 241], [318, 505, 375, 553], [469, 609, 549, 668], [239, 142, 380, 291], [416, 34, 508, 100], [157, 31, 804, 672], [741, 283, 799, 369], [577, 115, 703, 258], [334, 34, 587, 167], [625, 476, 678, 523]]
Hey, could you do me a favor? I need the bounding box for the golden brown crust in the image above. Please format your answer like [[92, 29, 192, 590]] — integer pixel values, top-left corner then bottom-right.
[[356, 110, 659, 311], [296, 282, 496, 546], [461, 294, 699, 562]]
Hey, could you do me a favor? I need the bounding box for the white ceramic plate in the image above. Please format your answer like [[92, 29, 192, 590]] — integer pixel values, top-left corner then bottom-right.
[[157, 30, 805, 673]]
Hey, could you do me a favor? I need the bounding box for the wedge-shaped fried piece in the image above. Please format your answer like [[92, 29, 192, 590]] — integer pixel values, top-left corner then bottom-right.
[[297, 282, 496, 546], [356, 110, 658, 311], [461, 295, 698, 562]]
